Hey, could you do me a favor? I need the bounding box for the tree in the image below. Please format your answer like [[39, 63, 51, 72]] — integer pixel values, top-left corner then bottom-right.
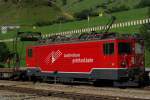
[[0, 42, 10, 67], [108, 5, 129, 13], [3, 0, 8, 2], [137, 0, 150, 8], [140, 8, 150, 51], [140, 23, 150, 50], [62, 0, 67, 5], [0, 42, 9, 62], [74, 9, 93, 20]]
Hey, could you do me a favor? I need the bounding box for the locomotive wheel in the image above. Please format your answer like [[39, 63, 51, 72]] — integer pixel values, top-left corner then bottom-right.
[[28, 74, 38, 84], [93, 80, 113, 87], [138, 74, 149, 87]]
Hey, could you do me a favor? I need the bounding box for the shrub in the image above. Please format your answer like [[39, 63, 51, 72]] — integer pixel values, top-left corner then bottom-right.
[[140, 8, 150, 50], [136, 0, 150, 8], [140, 23, 150, 51], [0, 63, 4, 68], [35, 16, 73, 26], [35, 21, 53, 26], [0, 42, 9, 63], [74, 9, 91, 20], [61, 0, 67, 5], [108, 5, 129, 13], [78, 0, 83, 2]]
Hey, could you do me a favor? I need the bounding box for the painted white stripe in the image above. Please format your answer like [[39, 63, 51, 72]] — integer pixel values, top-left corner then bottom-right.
[[28, 67, 127, 74], [1, 18, 150, 42]]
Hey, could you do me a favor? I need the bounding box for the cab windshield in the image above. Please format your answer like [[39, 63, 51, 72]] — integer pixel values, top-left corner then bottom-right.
[[118, 42, 131, 54], [135, 42, 143, 54]]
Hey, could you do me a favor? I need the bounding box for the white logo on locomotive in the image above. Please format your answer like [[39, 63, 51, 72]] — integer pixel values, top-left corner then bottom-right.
[[45, 50, 62, 64]]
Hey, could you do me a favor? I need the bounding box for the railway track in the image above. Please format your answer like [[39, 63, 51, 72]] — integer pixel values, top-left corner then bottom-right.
[[0, 80, 150, 100], [0, 85, 143, 100]]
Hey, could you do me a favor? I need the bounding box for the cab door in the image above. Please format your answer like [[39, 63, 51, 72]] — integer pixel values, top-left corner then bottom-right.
[[103, 42, 116, 68], [26, 47, 36, 67]]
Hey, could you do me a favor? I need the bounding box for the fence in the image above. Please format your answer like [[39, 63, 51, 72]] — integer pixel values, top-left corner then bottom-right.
[[42, 18, 150, 38], [0, 18, 150, 42]]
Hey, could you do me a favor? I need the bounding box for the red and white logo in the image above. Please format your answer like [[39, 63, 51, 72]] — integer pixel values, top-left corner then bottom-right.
[[45, 50, 62, 64]]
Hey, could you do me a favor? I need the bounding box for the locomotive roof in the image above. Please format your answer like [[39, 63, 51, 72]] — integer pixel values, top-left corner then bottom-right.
[[28, 37, 140, 48], [26, 32, 143, 48]]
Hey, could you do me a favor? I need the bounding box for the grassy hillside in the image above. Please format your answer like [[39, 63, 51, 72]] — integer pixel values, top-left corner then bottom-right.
[[0, 7, 148, 40], [57, 0, 104, 13], [36, 7, 148, 34], [0, 0, 67, 25], [0, 0, 145, 26], [56, 0, 142, 14]]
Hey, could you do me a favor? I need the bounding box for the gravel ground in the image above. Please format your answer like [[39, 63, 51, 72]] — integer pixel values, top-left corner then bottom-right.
[[0, 80, 150, 99], [17, 82, 150, 99], [0, 90, 70, 100]]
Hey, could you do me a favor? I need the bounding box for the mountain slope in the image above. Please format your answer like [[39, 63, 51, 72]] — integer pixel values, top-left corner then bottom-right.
[[0, 0, 67, 25], [56, 0, 142, 14], [0, 0, 148, 26]]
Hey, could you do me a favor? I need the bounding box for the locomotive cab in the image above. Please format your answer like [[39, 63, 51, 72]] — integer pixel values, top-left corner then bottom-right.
[[115, 38, 145, 86], [118, 39, 144, 69]]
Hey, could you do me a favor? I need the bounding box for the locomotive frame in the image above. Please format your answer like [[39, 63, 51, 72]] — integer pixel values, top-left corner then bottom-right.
[[26, 33, 147, 86]]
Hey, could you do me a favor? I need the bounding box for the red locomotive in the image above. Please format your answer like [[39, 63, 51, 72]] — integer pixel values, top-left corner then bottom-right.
[[26, 33, 147, 86]]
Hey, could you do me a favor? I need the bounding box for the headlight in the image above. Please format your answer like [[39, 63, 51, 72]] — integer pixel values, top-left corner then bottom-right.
[[121, 61, 127, 67]]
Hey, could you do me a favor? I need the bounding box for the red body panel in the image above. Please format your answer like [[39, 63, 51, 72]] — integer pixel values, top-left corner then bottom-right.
[[26, 38, 144, 73]]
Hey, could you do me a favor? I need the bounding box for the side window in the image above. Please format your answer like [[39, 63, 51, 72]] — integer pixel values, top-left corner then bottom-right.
[[28, 49, 33, 57], [135, 43, 143, 54], [103, 43, 114, 55]]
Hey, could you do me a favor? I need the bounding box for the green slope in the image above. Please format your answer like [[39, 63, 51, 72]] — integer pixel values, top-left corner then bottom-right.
[[36, 7, 148, 34], [0, 7, 149, 40], [0, 0, 63, 25], [56, 0, 142, 14], [24, 7, 150, 33], [0, 0, 143, 25]]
